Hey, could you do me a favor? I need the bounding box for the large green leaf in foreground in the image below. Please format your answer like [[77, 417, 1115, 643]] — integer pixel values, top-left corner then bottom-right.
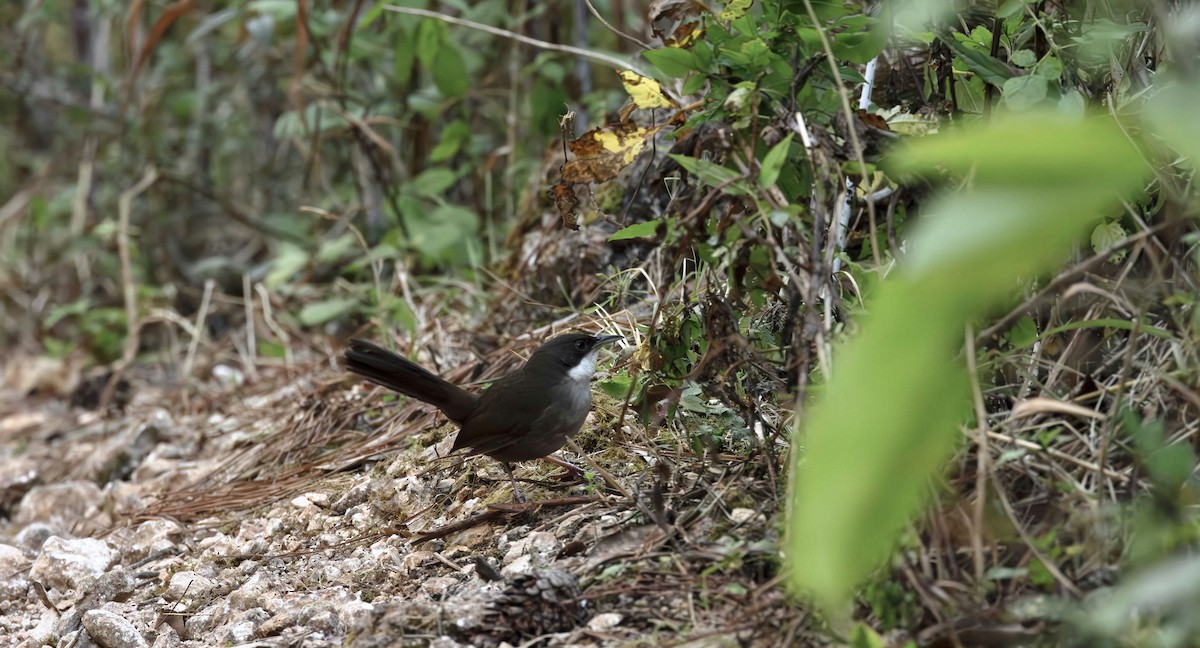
[[788, 114, 1149, 608]]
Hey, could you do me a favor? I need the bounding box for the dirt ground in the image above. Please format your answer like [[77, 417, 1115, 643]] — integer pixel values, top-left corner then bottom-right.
[[0, 343, 794, 647]]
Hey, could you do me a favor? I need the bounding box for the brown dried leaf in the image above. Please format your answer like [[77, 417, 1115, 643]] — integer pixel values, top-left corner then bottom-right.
[[562, 122, 663, 184], [549, 182, 581, 230], [648, 0, 707, 47]]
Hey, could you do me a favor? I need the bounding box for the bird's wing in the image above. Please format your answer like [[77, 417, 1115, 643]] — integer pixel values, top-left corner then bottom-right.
[[451, 370, 556, 456]]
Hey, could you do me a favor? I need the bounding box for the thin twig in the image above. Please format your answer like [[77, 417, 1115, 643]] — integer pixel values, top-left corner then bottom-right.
[[183, 278, 215, 378], [964, 325, 989, 585], [581, 0, 652, 50], [565, 437, 632, 499], [982, 430, 1130, 483], [381, 5, 648, 76], [102, 166, 159, 410]]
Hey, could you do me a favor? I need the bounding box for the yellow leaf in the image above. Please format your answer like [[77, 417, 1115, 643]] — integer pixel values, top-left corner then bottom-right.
[[617, 70, 677, 109]]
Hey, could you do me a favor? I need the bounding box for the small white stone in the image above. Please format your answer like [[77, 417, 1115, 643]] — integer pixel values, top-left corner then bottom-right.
[[165, 571, 217, 601], [420, 575, 459, 598], [211, 364, 244, 388], [401, 550, 436, 574], [501, 554, 532, 578], [29, 537, 117, 592], [587, 612, 623, 631], [0, 543, 30, 600], [303, 492, 330, 506], [82, 609, 148, 648], [729, 508, 757, 524]]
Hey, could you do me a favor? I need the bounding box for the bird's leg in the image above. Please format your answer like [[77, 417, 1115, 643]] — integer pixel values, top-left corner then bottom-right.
[[542, 454, 586, 481], [502, 462, 527, 502]]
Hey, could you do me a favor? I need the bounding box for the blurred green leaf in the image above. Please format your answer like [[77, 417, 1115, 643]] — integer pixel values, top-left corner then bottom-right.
[[315, 232, 357, 264], [265, 243, 310, 289], [258, 340, 286, 358], [598, 376, 632, 399], [848, 624, 887, 648], [758, 134, 794, 188], [411, 167, 458, 198], [1145, 78, 1200, 164], [1011, 49, 1037, 68], [670, 154, 750, 195], [432, 44, 469, 98], [394, 27, 416, 86], [889, 113, 1145, 190], [941, 33, 1015, 86], [644, 47, 696, 78], [430, 120, 471, 162], [791, 112, 1151, 609], [1002, 74, 1050, 110], [415, 19, 445, 67], [298, 297, 359, 326], [1008, 314, 1039, 349], [609, 220, 661, 241]]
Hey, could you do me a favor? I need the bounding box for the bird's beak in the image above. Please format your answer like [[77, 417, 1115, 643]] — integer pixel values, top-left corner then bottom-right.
[[595, 334, 623, 347]]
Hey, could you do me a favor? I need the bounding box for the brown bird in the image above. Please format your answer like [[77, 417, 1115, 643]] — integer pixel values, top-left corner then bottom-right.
[[343, 333, 622, 500]]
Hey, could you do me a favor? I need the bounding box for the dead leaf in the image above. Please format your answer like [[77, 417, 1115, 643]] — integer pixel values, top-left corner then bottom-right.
[[549, 182, 581, 230], [563, 122, 663, 184], [648, 0, 707, 47]]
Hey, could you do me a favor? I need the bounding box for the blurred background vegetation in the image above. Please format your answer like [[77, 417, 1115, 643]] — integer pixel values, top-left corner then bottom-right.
[[4, 0, 1200, 644]]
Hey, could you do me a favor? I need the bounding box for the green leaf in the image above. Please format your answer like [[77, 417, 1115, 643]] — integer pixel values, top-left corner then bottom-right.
[[609, 220, 662, 241], [1034, 55, 1063, 79], [997, 0, 1035, 18], [432, 45, 469, 98], [1002, 74, 1050, 110], [411, 167, 458, 198], [45, 298, 91, 328], [410, 204, 479, 266], [830, 16, 887, 65], [669, 154, 750, 195], [415, 20, 445, 67], [258, 340, 286, 359], [1039, 318, 1173, 341], [598, 376, 633, 399], [790, 112, 1150, 610], [1126, 411, 1196, 492], [430, 120, 471, 162], [265, 243, 310, 289], [1057, 89, 1086, 118], [758, 134, 794, 188], [848, 624, 887, 648], [681, 74, 707, 95], [315, 232, 357, 264], [1090, 220, 1127, 255], [394, 26, 416, 86], [1010, 49, 1037, 68], [1145, 78, 1200, 165], [1008, 314, 1039, 349], [298, 297, 359, 326], [941, 34, 1015, 86], [718, 0, 752, 22], [889, 113, 1146, 190], [643, 47, 696, 78]]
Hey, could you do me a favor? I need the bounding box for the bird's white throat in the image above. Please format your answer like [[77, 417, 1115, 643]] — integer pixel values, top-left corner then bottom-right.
[[566, 351, 599, 381]]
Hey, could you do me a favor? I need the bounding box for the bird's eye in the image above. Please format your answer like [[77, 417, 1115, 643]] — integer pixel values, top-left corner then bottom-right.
[[575, 339, 587, 350]]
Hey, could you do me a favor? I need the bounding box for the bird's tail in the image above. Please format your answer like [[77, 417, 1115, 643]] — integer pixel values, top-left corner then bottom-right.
[[343, 340, 477, 423]]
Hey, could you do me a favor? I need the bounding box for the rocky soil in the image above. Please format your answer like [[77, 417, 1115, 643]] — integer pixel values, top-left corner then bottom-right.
[[0, 355, 788, 647]]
